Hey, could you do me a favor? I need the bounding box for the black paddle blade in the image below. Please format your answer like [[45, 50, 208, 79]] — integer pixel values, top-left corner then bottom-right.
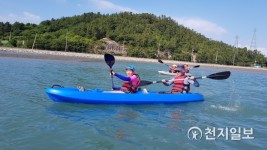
[[207, 71, 231, 80], [140, 80, 153, 86], [193, 65, 200, 68], [104, 54, 115, 68], [158, 59, 163, 64]]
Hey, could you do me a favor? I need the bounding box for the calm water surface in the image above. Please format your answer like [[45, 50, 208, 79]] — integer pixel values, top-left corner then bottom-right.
[[0, 57, 266, 149]]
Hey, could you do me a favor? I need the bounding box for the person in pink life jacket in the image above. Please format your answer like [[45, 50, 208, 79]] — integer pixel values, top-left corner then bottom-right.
[[110, 65, 141, 93], [162, 67, 199, 94]]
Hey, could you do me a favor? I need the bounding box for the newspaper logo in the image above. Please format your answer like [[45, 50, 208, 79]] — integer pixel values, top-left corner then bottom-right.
[[187, 126, 202, 140], [187, 126, 254, 141]]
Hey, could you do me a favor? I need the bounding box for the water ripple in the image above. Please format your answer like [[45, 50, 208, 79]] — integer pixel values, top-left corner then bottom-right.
[[0, 57, 266, 149]]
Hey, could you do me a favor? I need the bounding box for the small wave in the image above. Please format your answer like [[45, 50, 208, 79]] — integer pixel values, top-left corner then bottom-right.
[[210, 104, 239, 112]]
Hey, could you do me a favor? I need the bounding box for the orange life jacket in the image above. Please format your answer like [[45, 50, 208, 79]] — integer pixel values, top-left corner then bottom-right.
[[171, 75, 190, 93], [121, 74, 140, 93]]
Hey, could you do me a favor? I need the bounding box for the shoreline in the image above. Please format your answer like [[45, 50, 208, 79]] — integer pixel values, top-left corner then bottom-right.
[[1, 47, 267, 72]]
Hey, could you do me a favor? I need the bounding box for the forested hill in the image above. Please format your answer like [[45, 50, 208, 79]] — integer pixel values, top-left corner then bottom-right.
[[0, 12, 266, 66]]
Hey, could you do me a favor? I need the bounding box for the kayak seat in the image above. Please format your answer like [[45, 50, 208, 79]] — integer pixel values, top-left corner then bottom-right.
[[77, 86, 85, 92], [142, 88, 148, 94]]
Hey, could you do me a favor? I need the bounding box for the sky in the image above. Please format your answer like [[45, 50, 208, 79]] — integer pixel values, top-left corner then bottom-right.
[[0, 0, 266, 56]]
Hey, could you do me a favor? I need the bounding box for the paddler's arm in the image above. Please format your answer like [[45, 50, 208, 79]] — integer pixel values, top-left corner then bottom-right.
[[162, 78, 174, 86], [193, 79, 199, 87], [114, 73, 131, 81], [187, 76, 199, 87], [110, 72, 130, 90]]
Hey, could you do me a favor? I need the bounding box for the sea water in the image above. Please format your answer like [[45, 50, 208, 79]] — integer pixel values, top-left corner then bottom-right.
[[0, 57, 266, 149]]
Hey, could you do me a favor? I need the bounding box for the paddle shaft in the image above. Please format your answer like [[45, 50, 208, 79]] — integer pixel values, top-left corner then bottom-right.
[[164, 63, 171, 68], [158, 59, 200, 69], [140, 71, 230, 86], [189, 65, 200, 69], [110, 69, 114, 88], [104, 54, 115, 88]]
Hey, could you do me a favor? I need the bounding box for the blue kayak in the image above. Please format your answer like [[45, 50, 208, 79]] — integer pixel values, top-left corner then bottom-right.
[[46, 87, 204, 104]]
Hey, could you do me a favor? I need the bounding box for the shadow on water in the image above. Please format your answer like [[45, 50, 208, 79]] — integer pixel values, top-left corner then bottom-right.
[[46, 102, 195, 148]]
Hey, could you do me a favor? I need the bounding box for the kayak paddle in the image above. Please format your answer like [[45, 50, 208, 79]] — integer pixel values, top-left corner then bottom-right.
[[140, 71, 231, 86], [158, 59, 171, 67], [190, 65, 200, 69], [158, 59, 200, 69], [195, 71, 231, 80], [140, 80, 161, 86], [104, 53, 115, 88]]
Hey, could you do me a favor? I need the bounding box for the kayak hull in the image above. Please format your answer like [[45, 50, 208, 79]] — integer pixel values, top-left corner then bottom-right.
[[46, 87, 204, 104], [158, 71, 191, 76]]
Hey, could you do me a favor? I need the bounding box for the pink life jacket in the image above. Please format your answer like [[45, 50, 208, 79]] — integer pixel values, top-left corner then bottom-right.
[[121, 74, 140, 93]]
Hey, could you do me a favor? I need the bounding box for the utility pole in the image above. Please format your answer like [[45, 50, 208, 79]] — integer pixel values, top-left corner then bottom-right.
[[250, 28, 257, 50], [32, 33, 37, 49], [250, 29, 257, 66], [157, 43, 160, 57], [232, 36, 239, 66], [86, 24, 89, 37], [122, 39, 125, 52], [9, 31, 12, 41], [65, 32, 68, 52], [215, 50, 218, 63], [191, 48, 194, 62]]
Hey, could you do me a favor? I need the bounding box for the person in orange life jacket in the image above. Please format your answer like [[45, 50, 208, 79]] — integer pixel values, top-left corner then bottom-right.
[[162, 67, 199, 94], [169, 64, 177, 73], [110, 65, 141, 93]]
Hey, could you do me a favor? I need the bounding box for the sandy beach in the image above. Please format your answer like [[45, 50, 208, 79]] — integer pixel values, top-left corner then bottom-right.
[[1, 47, 266, 72]]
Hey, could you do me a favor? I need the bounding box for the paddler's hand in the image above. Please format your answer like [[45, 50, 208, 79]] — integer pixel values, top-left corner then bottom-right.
[[162, 79, 167, 83], [189, 76, 195, 80], [110, 71, 115, 77]]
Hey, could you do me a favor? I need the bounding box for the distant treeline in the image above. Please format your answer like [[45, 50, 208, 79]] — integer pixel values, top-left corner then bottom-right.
[[0, 12, 266, 66]]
